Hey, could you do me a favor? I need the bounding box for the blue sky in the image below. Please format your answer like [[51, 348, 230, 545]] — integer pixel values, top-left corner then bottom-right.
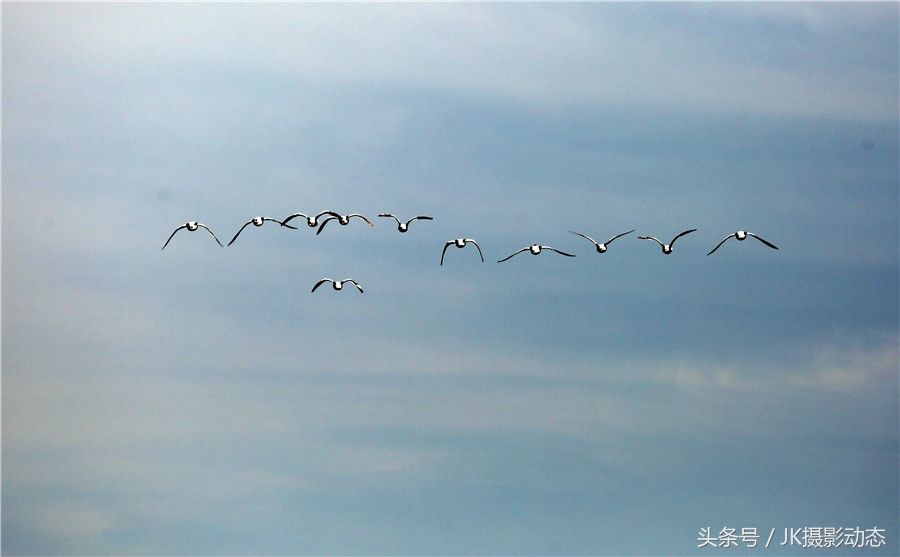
[[2, 3, 898, 555]]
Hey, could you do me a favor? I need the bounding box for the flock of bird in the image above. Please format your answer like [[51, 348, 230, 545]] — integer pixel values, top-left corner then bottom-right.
[[162, 210, 779, 293]]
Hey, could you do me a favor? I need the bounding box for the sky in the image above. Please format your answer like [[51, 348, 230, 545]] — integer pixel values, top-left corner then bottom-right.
[[2, 3, 898, 555]]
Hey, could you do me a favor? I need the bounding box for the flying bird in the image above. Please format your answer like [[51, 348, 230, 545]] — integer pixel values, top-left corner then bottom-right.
[[569, 229, 635, 253], [707, 230, 779, 255], [227, 216, 297, 246], [311, 278, 364, 293], [638, 229, 697, 255], [440, 238, 484, 266], [282, 210, 341, 228], [378, 213, 433, 233], [498, 244, 576, 262], [161, 221, 223, 250], [316, 213, 374, 235]]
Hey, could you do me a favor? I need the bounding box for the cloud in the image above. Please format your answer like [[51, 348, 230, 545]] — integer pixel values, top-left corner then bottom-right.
[[6, 502, 115, 555], [789, 335, 900, 392], [4, 3, 897, 123]]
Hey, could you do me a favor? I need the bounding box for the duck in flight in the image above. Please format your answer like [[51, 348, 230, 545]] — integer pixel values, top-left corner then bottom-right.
[[161, 221, 223, 250], [440, 238, 484, 266], [569, 229, 635, 253], [315, 213, 374, 235], [227, 216, 297, 246], [707, 230, 779, 255], [282, 210, 340, 228], [498, 244, 576, 262], [311, 278, 364, 293], [638, 229, 697, 255], [378, 213, 433, 233]]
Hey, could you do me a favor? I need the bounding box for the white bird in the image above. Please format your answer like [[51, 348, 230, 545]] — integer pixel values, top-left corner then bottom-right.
[[315, 213, 374, 235], [440, 238, 484, 266], [707, 230, 779, 255], [638, 229, 697, 255], [498, 244, 576, 262], [311, 278, 364, 293], [378, 213, 433, 233], [161, 221, 223, 250], [228, 216, 297, 246], [282, 210, 341, 228], [569, 229, 635, 253]]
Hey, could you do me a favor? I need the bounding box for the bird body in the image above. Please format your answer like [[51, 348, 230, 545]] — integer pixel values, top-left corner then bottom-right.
[[707, 230, 779, 255], [378, 213, 433, 233], [498, 244, 575, 262], [311, 278, 364, 293], [569, 229, 635, 253], [638, 229, 697, 254], [283, 210, 341, 228], [316, 213, 374, 234], [440, 238, 484, 265], [227, 217, 297, 246], [161, 221, 223, 250]]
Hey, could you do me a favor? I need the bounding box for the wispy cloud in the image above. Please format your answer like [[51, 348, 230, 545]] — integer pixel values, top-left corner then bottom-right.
[[5, 4, 897, 122]]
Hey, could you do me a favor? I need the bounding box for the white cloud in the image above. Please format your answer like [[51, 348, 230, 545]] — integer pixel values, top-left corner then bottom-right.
[[35, 503, 115, 552], [790, 335, 900, 392], [703, 2, 893, 33], [637, 334, 899, 402], [5, 3, 896, 122]]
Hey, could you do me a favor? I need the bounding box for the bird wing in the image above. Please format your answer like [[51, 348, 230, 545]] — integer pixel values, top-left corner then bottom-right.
[[197, 224, 224, 246], [263, 217, 297, 229], [406, 216, 434, 226], [706, 234, 734, 256], [316, 217, 337, 235], [569, 230, 599, 246], [544, 246, 576, 257], [638, 236, 665, 247], [440, 241, 453, 266], [605, 229, 636, 244], [669, 229, 697, 247], [378, 213, 401, 225], [316, 210, 341, 220], [227, 221, 254, 246], [467, 239, 485, 262], [161, 224, 188, 250], [748, 232, 779, 250], [497, 247, 529, 263], [348, 214, 374, 226], [282, 212, 309, 226], [311, 278, 332, 292], [345, 279, 364, 293]]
